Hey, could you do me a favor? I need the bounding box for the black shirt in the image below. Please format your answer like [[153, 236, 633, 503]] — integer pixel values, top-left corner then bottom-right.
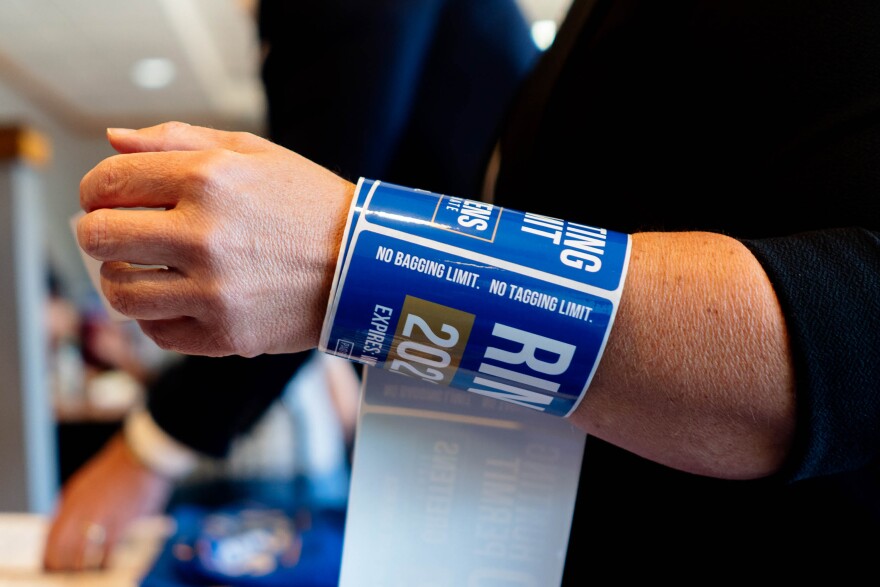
[[493, 0, 880, 578]]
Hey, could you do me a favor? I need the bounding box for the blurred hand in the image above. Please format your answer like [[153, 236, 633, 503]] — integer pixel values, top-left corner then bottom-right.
[[42, 433, 173, 572], [76, 122, 355, 358]]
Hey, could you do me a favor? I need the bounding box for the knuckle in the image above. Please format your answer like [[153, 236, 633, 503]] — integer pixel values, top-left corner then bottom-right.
[[79, 172, 93, 209], [99, 156, 128, 199], [186, 150, 233, 196], [140, 121, 191, 152], [228, 130, 261, 151], [100, 280, 133, 318], [139, 321, 176, 352], [81, 155, 127, 210], [79, 210, 110, 257], [161, 120, 189, 132], [158, 121, 190, 142], [140, 319, 226, 357]]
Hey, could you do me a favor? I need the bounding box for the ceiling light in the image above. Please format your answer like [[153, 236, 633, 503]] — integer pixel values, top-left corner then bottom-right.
[[531, 19, 558, 51], [130, 58, 177, 90]]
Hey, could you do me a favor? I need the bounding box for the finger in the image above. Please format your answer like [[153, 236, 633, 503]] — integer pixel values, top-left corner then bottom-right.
[[43, 517, 107, 572], [138, 315, 234, 357], [43, 514, 77, 571], [79, 150, 198, 211], [107, 121, 265, 155], [99, 262, 194, 320], [76, 208, 188, 267]]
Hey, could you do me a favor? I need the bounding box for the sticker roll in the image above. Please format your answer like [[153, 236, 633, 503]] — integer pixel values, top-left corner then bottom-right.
[[321, 179, 631, 417]]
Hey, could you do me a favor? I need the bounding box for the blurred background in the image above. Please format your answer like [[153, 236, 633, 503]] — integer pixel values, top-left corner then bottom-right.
[[0, 0, 572, 515]]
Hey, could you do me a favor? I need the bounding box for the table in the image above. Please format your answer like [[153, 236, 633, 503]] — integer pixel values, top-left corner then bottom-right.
[[0, 513, 173, 586]]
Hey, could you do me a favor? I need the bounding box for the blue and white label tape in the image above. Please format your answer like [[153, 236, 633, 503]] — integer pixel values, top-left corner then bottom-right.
[[321, 179, 631, 417]]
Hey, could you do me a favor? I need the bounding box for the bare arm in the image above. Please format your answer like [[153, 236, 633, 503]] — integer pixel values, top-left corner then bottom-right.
[[573, 231, 796, 480], [77, 122, 796, 481], [43, 433, 173, 571]]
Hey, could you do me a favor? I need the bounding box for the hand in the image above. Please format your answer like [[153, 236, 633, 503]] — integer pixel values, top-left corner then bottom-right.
[[42, 433, 173, 572], [76, 122, 355, 357]]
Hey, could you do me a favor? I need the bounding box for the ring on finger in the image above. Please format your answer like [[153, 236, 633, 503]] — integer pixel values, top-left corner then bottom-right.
[[81, 522, 107, 570]]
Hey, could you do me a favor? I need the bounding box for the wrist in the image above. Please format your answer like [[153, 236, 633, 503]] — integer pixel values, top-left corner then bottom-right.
[[122, 405, 199, 480]]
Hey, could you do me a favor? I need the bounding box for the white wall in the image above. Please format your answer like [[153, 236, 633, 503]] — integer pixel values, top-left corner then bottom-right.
[[0, 80, 115, 303]]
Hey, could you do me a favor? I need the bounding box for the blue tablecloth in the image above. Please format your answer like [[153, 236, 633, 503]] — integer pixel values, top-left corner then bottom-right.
[[139, 477, 347, 587]]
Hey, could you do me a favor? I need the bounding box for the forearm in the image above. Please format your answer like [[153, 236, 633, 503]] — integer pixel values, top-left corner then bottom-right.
[[75, 124, 798, 481], [572, 231, 796, 480]]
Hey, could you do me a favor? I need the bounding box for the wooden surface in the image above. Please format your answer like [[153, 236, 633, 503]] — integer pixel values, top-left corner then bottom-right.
[[0, 513, 172, 586]]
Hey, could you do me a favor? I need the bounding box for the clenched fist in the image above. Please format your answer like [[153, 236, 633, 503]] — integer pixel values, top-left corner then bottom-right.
[[76, 122, 355, 357]]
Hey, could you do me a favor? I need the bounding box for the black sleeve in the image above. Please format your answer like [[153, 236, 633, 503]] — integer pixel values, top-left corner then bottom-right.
[[146, 353, 313, 458], [259, 0, 446, 182], [382, 0, 539, 196], [741, 229, 880, 482], [259, 0, 538, 195], [493, 0, 880, 483]]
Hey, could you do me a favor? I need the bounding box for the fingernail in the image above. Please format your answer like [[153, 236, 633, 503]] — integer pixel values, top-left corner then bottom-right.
[[107, 128, 136, 136]]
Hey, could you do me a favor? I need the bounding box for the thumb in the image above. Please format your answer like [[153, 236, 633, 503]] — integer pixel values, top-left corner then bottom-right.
[[107, 121, 263, 154]]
